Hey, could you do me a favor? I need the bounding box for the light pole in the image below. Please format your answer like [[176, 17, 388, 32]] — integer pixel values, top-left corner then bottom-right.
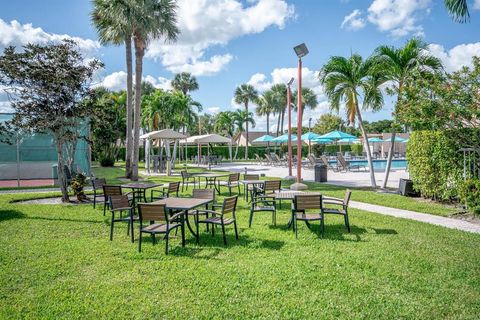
[[286, 77, 295, 179], [291, 43, 309, 190]]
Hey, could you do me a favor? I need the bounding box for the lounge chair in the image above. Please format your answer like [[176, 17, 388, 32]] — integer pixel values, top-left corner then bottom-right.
[[336, 154, 367, 172], [320, 155, 338, 171]]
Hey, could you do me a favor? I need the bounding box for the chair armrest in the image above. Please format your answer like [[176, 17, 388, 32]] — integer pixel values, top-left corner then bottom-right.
[[323, 196, 343, 203], [169, 212, 184, 222], [151, 189, 167, 195], [111, 207, 132, 212], [196, 209, 221, 217], [211, 204, 223, 210]]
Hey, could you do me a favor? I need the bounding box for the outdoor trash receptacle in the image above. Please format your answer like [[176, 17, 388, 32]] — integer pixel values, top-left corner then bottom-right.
[[314, 164, 327, 182], [399, 178, 415, 196]]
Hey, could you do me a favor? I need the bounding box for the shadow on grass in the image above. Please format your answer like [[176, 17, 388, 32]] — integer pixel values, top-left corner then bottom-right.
[[271, 222, 369, 242], [0, 209, 26, 222], [372, 228, 398, 235], [25, 216, 104, 224]]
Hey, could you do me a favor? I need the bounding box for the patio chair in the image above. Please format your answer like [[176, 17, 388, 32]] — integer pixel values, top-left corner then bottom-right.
[[108, 195, 137, 243], [91, 178, 106, 209], [292, 194, 324, 238], [217, 173, 240, 196], [243, 173, 260, 199], [137, 203, 184, 254], [180, 170, 196, 191], [273, 153, 286, 166], [192, 188, 216, 210], [249, 193, 276, 227], [151, 181, 180, 201], [323, 190, 352, 233], [102, 185, 134, 216], [336, 154, 367, 172], [195, 196, 239, 245], [254, 154, 263, 165], [254, 179, 282, 197]]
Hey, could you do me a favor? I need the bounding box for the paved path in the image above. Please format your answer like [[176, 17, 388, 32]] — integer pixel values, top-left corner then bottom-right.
[[350, 201, 480, 234]]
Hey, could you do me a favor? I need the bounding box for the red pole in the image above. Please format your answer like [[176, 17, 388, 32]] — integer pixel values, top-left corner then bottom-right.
[[287, 83, 293, 177], [296, 58, 303, 183]]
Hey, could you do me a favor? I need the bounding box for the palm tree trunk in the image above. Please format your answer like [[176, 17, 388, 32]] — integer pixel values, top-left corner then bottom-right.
[[382, 128, 395, 189], [131, 38, 144, 181], [276, 112, 281, 136], [125, 36, 133, 178], [280, 108, 285, 134], [245, 103, 249, 160], [266, 112, 270, 151], [355, 101, 376, 188]]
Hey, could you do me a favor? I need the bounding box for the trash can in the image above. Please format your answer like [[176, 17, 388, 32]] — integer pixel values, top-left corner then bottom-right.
[[51, 164, 59, 186], [314, 164, 327, 182], [399, 178, 414, 196]]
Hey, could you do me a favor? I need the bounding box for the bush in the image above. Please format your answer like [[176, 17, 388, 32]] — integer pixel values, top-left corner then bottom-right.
[[406, 131, 462, 200], [99, 155, 115, 167], [459, 179, 480, 214]]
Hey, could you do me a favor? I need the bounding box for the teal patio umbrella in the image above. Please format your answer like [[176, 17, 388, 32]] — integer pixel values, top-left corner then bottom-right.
[[337, 137, 358, 143], [272, 133, 297, 143], [319, 130, 357, 140], [301, 132, 321, 155], [368, 137, 384, 143], [252, 135, 276, 143], [384, 136, 407, 143]]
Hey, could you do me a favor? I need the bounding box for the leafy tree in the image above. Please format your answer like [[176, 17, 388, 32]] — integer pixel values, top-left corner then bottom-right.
[[91, 0, 135, 178], [256, 90, 276, 136], [130, 0, 179, 181], [171, 72, 199, 95], [197, 114, 215, 135], [232, 109, 255, 159], [0, 41, 103, 202], [269, 84, 288, 135], [234, 84, 258, 159], [319, 54, 385, 188], [141, 81, 156, 96], [293, 87, 318, 119], [374, 38, 443, 188], [363, 119, 404, 133], [313, 114, 344, 134], [444, 0, 470, 22]]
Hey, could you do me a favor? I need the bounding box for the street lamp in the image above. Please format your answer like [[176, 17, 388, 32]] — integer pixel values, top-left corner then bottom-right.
[[286, 77, 295, 179], [291, 43, 309, 190]]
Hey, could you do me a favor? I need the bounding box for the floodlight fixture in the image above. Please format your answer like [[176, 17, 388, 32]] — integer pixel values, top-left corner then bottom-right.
[[293, 43, 309, 59], [287, 77, 294, 86]]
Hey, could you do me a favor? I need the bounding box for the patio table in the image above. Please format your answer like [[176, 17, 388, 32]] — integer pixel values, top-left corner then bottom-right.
[[239, 180, 265, 202], [121, 182, 163, 206], [195, 173, 229, 195], [152, 197, 214, 237]]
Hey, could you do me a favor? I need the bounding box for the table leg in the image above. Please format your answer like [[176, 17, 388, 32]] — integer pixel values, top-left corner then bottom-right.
[[185, 211, 197, 237], [214, 177, 220, 195]]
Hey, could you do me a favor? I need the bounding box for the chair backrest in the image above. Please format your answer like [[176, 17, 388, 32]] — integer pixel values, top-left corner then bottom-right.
[[92, 178, 106, 190], [103, 185, 122, 197], [192, 188, 215, 201], [255, 154, 261, 161], [294, 194, 323, 211], [343, 189, 352, 206], [109, 195, 131, 210], [264, 180, 281, 192], [337, 154, 348, 168], [168, 181, 180, 194], [308, 155, 316, 165], [180, 170, 189, 179], [320, 156, 329, 167], [221, 196, 238, 218], [228, 173, 240, 183], [273, 154, 282, 162], [138, 203, 168, 224], [244, 174, 259, 180]]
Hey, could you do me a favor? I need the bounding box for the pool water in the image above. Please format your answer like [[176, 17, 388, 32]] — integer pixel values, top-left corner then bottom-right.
[[329, 159, 407, 170]]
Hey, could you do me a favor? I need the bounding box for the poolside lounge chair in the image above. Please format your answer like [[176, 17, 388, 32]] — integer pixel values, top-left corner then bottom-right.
[[323, 190, 352, 233], [336, 154, 367, 172], [320, 155, 338, 171]]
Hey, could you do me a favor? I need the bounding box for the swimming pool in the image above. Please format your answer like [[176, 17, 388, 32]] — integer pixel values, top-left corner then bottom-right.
[[328, 159, 407, 171]]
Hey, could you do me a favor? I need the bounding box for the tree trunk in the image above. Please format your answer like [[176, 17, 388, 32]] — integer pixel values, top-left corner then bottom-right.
[[131, 38, 144, 181], [276, 112, 281, 136], [245, 103, 249, 160], [280, 108, 285, 134], [382, 128, 396, 189], [355, 101, 376, 188], [55, 137, 70, 202], [266, 112, 270, 151], [234, 133, 240, 160], [125, 36, 134, 178]]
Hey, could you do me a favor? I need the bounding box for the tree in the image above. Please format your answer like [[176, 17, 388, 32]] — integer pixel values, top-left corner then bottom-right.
[[444, 0, 470, 22], [0, 41, 103, 202], [363, 119, 403, 134], [171, 72, 199, 95], [293, 87, 318, 119], [232, 109, 255, 159], [319, 54, 385, 188], [214, 111, 236, 159], [130, 0, 179, 181], [91, 0, 135, 178], [234, 84, 258, 159], [270, 84, 288, 135], [313, 114, 344, 134], [374, 38, 442, 188], [256, 90, 276, 137], [198, 114, 215, 135]]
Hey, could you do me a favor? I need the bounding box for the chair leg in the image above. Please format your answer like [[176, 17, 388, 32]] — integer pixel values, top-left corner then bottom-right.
[[249, 210, 253, 228], [103, 200, 107, 216], [221, 223, 227, 245], [195, 218, 200, 244], [93, 195, 96, 209], [138, 232, 142, 252], [181, 221, 185, 247], [294, 216, 298, 239], [130, 216, 134, 243], [234, 221, 239, 240], [152, 233, 156, 245], [345, 212, 351, 233], [212, 223, 215, 237], [165, 232, 169, 255], [110, 213, 114, 241], [229, 186, 232, 196]]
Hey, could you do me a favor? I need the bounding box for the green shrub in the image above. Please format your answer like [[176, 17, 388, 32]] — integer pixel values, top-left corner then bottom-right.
[[99, 155, 115, 167], [406, 131, 462, 200], [459, 179, 480, 214]]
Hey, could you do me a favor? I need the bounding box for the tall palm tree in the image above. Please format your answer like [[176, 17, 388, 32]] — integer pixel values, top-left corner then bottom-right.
[[130, 0, 179, 180], [91, 0, 134, 178], [234, 84, 258, 159], [319, 54, 385, 188], [270, 84, 287, 135], [293, 87, 319, 119], [374, 38, 443, 188], [171, 72, 199, 95], [444, 0, 470, 22], [232, 109, 255, 159], [256, 90, 276, 136], [214, 111, 236, 160]]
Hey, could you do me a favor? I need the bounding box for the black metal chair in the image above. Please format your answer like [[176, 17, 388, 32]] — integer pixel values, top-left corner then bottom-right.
[[180, 170, 197, 191], [91, 178, 106, 209], [217, 173, 240, 196], [195, 196, 239, 245], [323, 190, 352, 233], [108, 195, 137, 243], [249, 193, 276, 227], [292, 194, 324, 238], [254, 180, 281, 196], [137, 203, 185, 254], [102, 185, 133, 216], [151, 181, 180, 201]]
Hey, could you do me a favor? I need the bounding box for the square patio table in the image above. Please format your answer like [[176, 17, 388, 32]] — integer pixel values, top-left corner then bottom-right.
[[239, 180, 265, 202], [121, 182, 163, 205], [195, 173, 230, 194]]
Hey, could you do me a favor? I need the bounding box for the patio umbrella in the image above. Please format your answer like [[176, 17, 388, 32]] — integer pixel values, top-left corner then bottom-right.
[[252, 135, 276, 143], [384, 136, 407, 143], [319, 130, 357, 140], [312, 138, 333, 144], [368, 137, 384, 143], [337, 137, 358, 143], [300, 132, 321, 141], [272, 133, 297, 143]]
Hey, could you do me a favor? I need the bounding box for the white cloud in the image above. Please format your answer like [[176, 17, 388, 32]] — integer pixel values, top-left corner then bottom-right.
[[428, 42, 480, 72], [146, 0, 295, 76], [367, 0, 430, 37], [341, 9, 366, 31], [0, 19, 100, 57], [207, 107, 221, 114], [95, 71, 172, 91], [475, 0, 480, 10]]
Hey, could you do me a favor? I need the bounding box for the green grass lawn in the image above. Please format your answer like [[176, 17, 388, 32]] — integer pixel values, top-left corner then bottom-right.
[[0, 172, 479, 318]]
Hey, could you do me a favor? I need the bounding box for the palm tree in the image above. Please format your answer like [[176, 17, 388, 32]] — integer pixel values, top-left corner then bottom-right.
[[270, 84, 287, 135], [214, 111, 236, 160], [232, 109, 255, 159], [256, 90, 276, 136], [171, 72, 199, 95], [374, 38, 443, 188], [91, 0, 134, 178], [444, 0, 470, 22], [319, 54, 385, 188], [293, 87, 319, 119], [130, 0, 179, 181], [234, 84, 258, 159]]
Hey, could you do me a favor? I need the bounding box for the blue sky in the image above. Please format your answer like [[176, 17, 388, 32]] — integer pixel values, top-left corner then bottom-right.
[[1, 0, 479, 131]]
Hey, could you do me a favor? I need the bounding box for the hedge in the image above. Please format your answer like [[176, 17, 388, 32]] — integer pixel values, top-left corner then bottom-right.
[[406, 130, 462, 200]]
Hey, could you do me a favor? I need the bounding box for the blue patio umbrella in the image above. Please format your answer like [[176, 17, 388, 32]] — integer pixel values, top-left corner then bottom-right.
[[337, 137, 358, 143], [301, 132, 321, 141], [272, 133, 297, 143], [319, 130, 357, 140], [368, 137, 384, 143], [312, 138, 333, 144], [384, 136, 407, 143], [252, 134, 276, 143]]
